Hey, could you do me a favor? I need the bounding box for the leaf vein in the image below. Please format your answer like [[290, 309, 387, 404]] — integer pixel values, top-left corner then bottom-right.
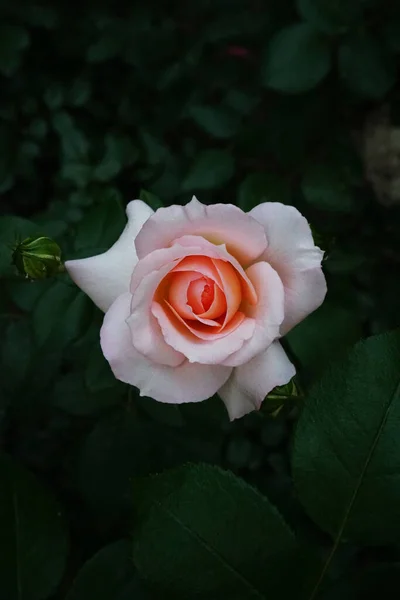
[[308, 378, 400, 599]]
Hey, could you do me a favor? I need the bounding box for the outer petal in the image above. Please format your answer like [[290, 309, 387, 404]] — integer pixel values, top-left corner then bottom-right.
[[218, 341, 295, 421], [100, 293, 232, 403], [249, 202, 327, 334], [223, 261, 284, 367], [135, 196, 268, 265], [65, 200, 153, 312]]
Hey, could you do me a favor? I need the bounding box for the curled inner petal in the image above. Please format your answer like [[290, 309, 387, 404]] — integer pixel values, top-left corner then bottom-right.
[[159, 255, 244, 342], [200, 281, 213, 311], [129, 236, 260, 365], [187, 278, 227, 319]]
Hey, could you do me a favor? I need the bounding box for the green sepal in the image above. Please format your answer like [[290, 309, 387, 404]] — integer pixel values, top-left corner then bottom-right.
[[11, 236, 63, 279]]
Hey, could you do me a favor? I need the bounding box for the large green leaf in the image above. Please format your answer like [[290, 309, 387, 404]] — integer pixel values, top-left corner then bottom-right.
[[321, 563, 400, 600], [0, 455, 68, 600], [52, 371, 123, 416], [79, 409, 160, 520], [65, 540, 151, 600], [32, 280, 92, 347], [262, 23, 331, 93], [338, 32, 396, 99], [181, 150, 234, 191], [133, 463, 302, 599], [293, 330, 400, 597]]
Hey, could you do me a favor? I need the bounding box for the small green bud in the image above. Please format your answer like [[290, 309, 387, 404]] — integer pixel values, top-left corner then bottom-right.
[[267, 378, 299, 402], [12, 236, 63, 280], [262, 377, 300, 417]]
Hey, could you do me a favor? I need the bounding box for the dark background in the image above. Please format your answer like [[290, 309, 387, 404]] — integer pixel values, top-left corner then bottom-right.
[[1, 1, 400, 599]]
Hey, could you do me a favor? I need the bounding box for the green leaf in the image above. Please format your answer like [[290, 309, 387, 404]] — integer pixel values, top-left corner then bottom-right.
[[182, 150, 234, 191], [67, 78, 92, 107], [139, 131, 169, 166], [94, 133, 138, 182], [7, 279, 52, 313], [65, 540, 151, 600], [188, 105, 240, 139], [223, 90, 259, 116], [262, 23, 331, 93], [383, 20, 400, 54], [44, 84, 64, 110], [87, 34, 122, 63], [139, 189, 163, 211], [301, 164, 357, 212], [135, 396, 185, 428], [60, 164, 93, 187], [0, 455, 68, 600], [0, 24, 30, 76], [27, 118, 48, 140], [133, 463, 301, 599], [53, 371, 122, 416], [85, 342, 119, 393], [296, 0, 363, 34], [286, 301, 363, 383], [73, 192, 125, 252], [321, 563, 400, 600], [338, 32, 396, 99], [292, 330, 400, 597], [52, 111, 89, 161], [33, 281, 92, 347], [238, 173, 291, 211], [1, 319, 32, 396], [79, 410, 160, 519]]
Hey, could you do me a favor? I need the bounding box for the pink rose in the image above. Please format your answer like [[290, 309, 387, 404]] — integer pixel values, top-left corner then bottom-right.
[[66, 197, 326, 420]]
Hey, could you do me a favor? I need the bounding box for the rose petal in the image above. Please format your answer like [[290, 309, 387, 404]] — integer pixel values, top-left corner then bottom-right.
[[65, 200, 153, 312], [211, 258, 242, 327], [135, 196, 268, 265], [164, 300, 246, 340], [249, 202, 326, 334], [191, 281, 227, 320], [223, 261, 284, 367], [168, 271, 204, 320], [171, 236, 258, 305], [152, 300, 255, 364], [130, 235, 257, 306], [168, 268, 226, 323], [218, 341, 296, 420], [127, 264, 185, 367], [171, 255, 224, 289], [100, 293, 232, 403]]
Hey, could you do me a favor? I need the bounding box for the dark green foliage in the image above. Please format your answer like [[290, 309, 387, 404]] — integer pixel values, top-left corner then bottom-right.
[[132, 464, 305, 599], [0, 455, 68, 600], [0, 0, 400, 599]]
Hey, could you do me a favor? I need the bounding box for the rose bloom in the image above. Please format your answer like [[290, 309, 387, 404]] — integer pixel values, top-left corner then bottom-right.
[[66, 197, 326, 420]]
